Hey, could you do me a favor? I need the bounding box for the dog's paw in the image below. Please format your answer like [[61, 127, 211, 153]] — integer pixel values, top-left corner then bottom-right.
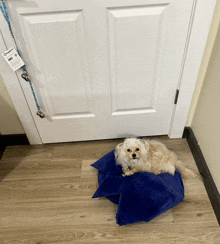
[[122, 171, 132, 177]]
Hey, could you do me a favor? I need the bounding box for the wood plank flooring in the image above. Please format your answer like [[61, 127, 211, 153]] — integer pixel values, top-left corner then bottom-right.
[[0, 136, 219, 243]]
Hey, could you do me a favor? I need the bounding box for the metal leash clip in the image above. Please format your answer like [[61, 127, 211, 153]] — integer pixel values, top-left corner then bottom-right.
[[37, 110, 45, 118], [21, 71, 30, 81]]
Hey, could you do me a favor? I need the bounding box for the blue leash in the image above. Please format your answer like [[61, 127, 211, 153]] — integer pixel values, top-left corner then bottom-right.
[[0, 0, 45, 118]]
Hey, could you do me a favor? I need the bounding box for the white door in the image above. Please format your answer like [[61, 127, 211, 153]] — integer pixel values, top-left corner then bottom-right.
[[3, 0, 194, 143]]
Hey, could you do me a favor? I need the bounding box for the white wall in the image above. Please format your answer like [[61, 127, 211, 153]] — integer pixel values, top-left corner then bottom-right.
[[0, 74, 25, 134], [190, 21, 220, 193], [186, 0, 220, 125]]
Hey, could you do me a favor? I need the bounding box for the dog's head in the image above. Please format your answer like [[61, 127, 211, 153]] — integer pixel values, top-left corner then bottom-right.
[[115, 138, 149, 163]]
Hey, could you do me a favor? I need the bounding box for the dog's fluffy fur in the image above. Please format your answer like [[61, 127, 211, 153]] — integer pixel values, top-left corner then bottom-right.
[[115, 138, 201, 180]]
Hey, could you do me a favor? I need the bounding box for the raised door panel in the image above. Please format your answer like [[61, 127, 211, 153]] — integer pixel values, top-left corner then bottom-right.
[[19, 10, 94, 119], [107, 5, 168, 116]]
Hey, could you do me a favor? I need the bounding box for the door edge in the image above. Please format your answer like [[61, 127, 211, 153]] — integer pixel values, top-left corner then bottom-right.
[[169, 0, 217, 138], [0, 19, 42, 145]]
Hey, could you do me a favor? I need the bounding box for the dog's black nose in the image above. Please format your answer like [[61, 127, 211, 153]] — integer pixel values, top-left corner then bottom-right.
[[132, 154, 136, 158]]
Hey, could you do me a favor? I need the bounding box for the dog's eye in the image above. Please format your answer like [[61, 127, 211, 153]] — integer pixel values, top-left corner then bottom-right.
[[136, 148, 139, 151], [127, 149, 131, 152]]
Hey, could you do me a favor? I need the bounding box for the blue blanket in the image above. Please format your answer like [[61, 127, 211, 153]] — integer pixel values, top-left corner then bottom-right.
[[91, 150, 184, 226]]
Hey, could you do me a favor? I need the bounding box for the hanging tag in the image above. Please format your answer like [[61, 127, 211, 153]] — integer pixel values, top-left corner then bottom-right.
[[2, 47, 25, 71]]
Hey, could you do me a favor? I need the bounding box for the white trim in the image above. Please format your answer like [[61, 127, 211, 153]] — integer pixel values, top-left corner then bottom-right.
[[0, 0, 217, 143], [0, 13, 42, 144], [169, 0, 217, 138]]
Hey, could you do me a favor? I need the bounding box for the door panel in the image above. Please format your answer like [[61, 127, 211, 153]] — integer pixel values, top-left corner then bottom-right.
[[6, 0, 195, 143], [107, 5, 167, 114], [19, 10, 94, 119]]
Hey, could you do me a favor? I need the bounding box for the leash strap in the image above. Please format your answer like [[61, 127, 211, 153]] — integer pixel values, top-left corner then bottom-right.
[[0, 0, 45, 118]]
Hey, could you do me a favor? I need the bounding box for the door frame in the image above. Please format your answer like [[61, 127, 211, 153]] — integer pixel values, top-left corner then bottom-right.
[[0, 0, 217, 144]]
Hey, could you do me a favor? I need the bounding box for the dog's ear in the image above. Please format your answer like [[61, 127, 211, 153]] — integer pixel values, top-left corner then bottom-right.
[[115, 143, 123, 159], [140, 139, 150, 151], [115, 142, 126, 165]]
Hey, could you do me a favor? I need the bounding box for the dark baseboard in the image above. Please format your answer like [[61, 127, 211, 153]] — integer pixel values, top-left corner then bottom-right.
[[0, 134, 6, 160], [183, 127, 220, 226], [0, 134, 29, 160]]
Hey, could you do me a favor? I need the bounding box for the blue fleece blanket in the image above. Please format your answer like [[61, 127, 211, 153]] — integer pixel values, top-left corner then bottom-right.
[[91, 150, 184, 226]]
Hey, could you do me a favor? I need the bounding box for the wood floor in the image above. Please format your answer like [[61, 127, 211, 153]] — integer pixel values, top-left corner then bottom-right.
[[0, 136, 219, 243]]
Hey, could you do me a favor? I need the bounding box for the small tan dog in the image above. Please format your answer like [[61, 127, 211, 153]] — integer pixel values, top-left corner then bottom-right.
[[115, 138, 201, 180]]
